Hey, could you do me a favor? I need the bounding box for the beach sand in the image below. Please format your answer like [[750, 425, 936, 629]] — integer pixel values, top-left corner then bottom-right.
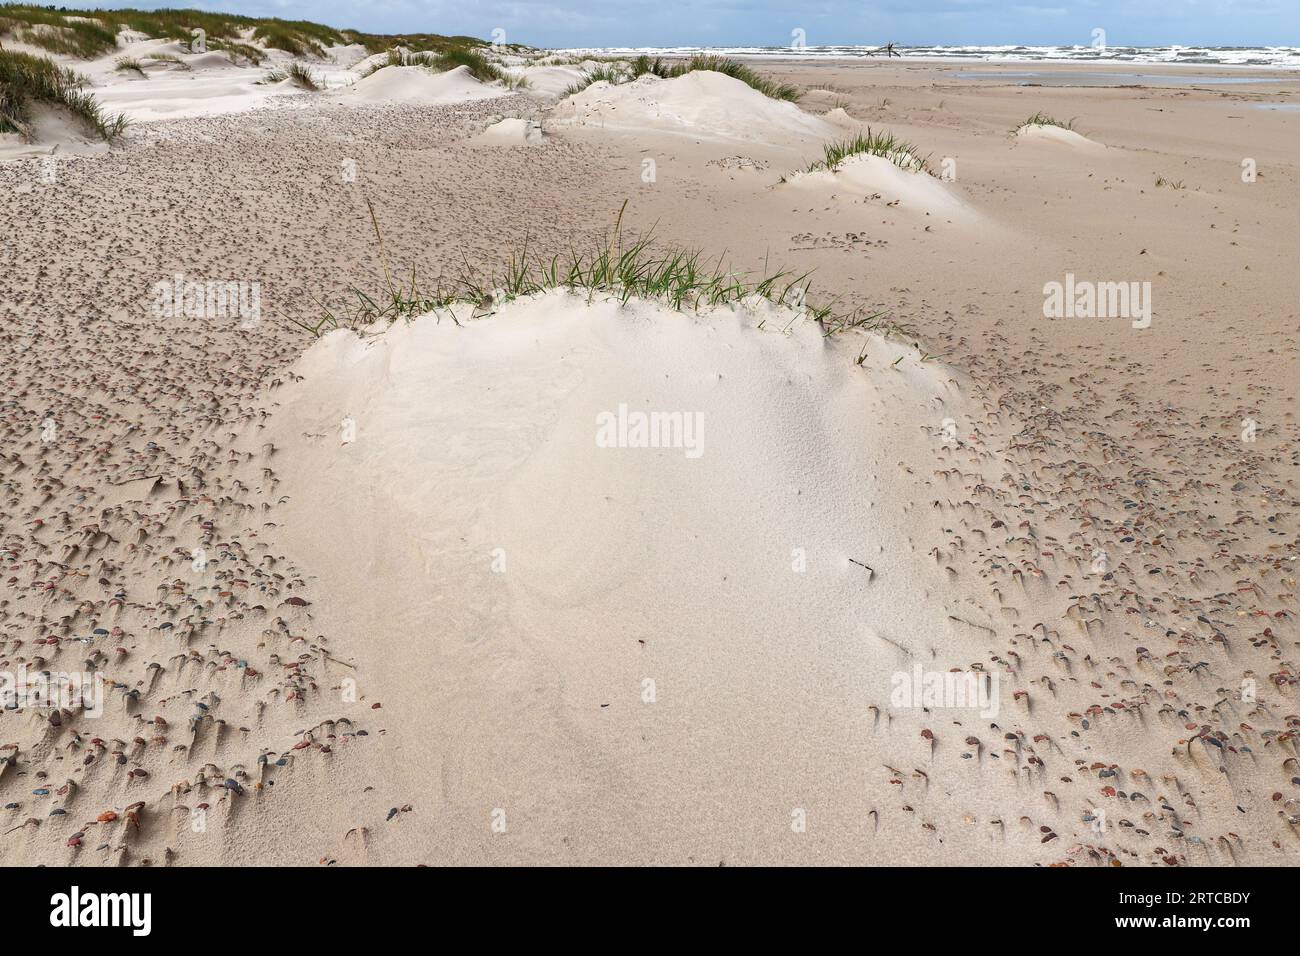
[[2, 53, 1298, 866]]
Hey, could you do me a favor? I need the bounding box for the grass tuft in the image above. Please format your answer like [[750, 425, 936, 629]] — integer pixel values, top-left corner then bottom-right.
[[800, 128, 931, 175], [1015, 111, 1076, 132], [113, 56, 147, 77], [432, 46, 505, 83], [286, 61, 320, 90], [0, 47, 127, 141], [290, 201, 898, 340]]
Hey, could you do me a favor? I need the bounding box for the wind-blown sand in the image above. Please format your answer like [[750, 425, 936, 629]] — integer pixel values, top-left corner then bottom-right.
[[3, 54, 1299, 866]]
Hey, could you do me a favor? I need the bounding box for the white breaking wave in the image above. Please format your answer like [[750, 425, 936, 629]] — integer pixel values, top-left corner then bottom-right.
[[554, 45, 1300, 69]]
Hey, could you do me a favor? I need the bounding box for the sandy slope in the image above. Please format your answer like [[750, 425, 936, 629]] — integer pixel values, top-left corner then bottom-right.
[[259, 293, 988, 864], [554, 70, 835, 142], [2, 57, 1299, 866]]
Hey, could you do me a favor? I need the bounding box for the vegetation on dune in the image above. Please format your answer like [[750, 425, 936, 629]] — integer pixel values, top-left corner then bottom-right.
[[252, 22, 326, 58], [285, 60, 319, 90], [433, 45, 506, 83], [800, 128, 932, 176], [1015, 111, 1076, 132], [562, 54, 800, 102], [344, 29, 493, 56], [0, 6, 117, 57], [672, 55, 800, 101], [0, 4, 506, 144], [291, 201, 898, 341], [0, 5, 496, 63], [561, 62, 623, 97], [0, 47, 126, 140], [357, 46, 524, 87], [113, 55, 147, 77], [208, 39, 266, 66]]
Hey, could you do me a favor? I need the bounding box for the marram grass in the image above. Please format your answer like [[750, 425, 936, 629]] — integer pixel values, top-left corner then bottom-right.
[[290, 201, 895, 339], [801, 128, 931, 175], [1015, 111, 1076, 132], [0, 48, 127, 141]]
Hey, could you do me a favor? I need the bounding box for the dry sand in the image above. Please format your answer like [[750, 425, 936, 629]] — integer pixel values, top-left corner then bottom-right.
[[2, 54, 1299, 866]]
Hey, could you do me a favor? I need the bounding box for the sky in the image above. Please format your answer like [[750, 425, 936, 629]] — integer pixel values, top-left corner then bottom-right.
[[93, 0, 1300, 49]]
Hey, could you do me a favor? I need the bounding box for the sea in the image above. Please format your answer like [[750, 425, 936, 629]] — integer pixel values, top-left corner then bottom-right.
[[552, 45, 1300, 70]]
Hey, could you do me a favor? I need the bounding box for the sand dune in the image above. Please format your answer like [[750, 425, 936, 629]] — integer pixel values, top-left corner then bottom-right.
[[780, 152, 971, 218], [1016, 124, 1104, 149], [258, 292, 986, 863], [348, 65, 506, 105], [555, 70, 835, 143]]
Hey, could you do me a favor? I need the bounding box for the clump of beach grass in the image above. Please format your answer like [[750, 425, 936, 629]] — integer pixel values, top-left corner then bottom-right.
[[1015, 111, 1076, 132], [629, 54, 672, 80], [257, 68, 287, 84], [795, 128, 931, 177], [290, 201, 899, 339], [113, 56, 148, 77], [0, 48, 127, 141], [286, 61, 320, 90], [562, 62, 623, 96], [433, 46, 506, 83]]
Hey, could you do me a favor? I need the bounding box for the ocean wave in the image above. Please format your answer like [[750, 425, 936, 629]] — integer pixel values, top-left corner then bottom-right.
[[553, 45, 1300, 69]]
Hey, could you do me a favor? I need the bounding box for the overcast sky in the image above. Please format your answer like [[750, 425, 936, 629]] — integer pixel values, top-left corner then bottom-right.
[[99, 1, 1300, 48]]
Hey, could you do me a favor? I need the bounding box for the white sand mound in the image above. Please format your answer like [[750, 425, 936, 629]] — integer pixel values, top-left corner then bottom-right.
[[185, 51, 242, 71], [822, 106, 857, 126], [348, 64, 506, 105], [555, 71, 834, 144], [782, 153, 970, 218], [263, 292, 979, 863], [1016, 124, 1103, 149], [350, 50, 401, 74], [475, 117, 545, 145], [91, 71, 293, 122], [327, 42, 370, 68]]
